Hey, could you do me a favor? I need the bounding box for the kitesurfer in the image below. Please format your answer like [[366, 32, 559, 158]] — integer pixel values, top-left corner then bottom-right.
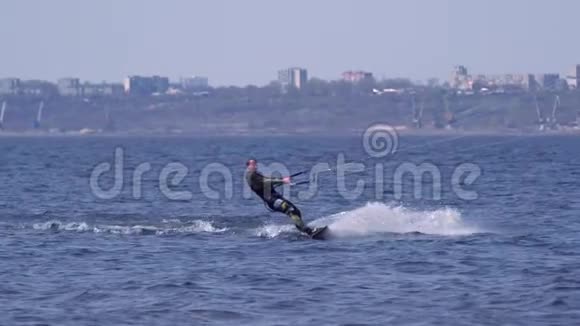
[[245, 159, 313, 235]]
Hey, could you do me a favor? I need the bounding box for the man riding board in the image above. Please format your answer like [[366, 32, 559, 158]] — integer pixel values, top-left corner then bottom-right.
[[245, 159, 313, 235]]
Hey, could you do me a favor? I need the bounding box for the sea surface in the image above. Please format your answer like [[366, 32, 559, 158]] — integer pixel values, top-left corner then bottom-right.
[[0, 134, 579, 326]]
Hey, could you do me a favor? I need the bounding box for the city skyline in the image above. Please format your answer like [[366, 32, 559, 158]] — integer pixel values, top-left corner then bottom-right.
[[1, 0, 580, 86], [1, 62, 579, 96]]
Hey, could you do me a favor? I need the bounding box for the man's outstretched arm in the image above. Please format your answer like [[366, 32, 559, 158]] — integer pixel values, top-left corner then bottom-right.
[[257, 173, 290, 187]]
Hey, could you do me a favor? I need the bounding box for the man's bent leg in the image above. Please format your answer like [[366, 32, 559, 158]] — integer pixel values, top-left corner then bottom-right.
[[274, 198, 312, 234], [277, 199, 312, 235]]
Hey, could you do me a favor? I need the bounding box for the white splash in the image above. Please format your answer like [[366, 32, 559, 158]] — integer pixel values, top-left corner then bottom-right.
[[157, 220, 228, 235], [314, 202, 479, 238], [93, 225, 159, 235], [33, 221, 90, 232], [32, 219, 227, 235], [161, 218, 183, 224], [255, 224, 296, 238]]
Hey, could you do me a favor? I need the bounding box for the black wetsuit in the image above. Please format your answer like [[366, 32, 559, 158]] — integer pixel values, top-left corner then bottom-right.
[[245, 169, 311, 234]]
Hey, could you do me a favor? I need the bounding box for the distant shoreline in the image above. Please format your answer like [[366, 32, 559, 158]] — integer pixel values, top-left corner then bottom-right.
[[1, 128, 579, 138]]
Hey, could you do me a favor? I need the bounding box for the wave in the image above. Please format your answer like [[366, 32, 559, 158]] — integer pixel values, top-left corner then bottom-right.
[[31, 219, 227, 235], [315, 202, 479, 238], [255, 224, 296, 239], [24, 203, 477, 239]]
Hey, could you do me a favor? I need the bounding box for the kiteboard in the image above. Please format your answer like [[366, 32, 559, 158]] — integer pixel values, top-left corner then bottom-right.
[[310, 226, 329, 240]]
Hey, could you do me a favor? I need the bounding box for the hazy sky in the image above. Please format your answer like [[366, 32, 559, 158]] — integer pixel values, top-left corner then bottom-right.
[[0, 0, 578, 86]]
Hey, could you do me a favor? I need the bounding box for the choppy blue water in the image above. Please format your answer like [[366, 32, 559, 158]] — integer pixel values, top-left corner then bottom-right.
[[1, 135, 579, 326]]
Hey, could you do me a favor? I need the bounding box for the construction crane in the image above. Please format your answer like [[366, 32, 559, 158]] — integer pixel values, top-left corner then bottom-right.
[[411, 96, 424, 129], [443, 95, 456, 129], [104, 106, 115, 132], [33, 101, 44, 129], [534, 95, 546, 131], [548, 95, 560, 130], [417, 101, 424, 129], [0, 101, 6, 130]]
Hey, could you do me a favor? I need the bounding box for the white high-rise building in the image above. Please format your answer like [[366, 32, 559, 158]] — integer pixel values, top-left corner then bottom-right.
[[181, 76, 209, 89], [278, 67, 308, 89], [566, 64, 580, 89]]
